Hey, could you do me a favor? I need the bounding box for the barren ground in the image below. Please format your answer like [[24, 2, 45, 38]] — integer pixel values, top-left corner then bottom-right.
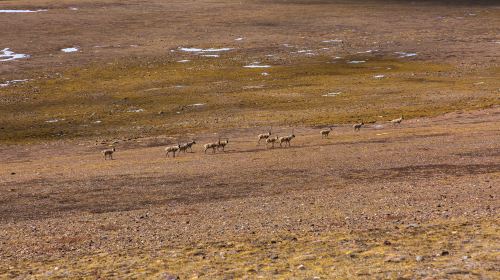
[[0, 0, 499, 279]]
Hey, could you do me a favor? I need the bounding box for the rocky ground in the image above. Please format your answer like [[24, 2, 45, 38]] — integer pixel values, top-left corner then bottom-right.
[[0, 108, 498, 279]]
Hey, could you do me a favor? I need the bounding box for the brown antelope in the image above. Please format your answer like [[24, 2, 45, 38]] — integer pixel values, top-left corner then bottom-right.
[[165, 144, 180, 158], [265, 136, 279, 148], [258, 127, 272, 144], [179, 140, 196, 153], [217, 138, 229, 152], [390, 116, 404, 125], [321, 127, 333, 138], [279, 131, 295, 147], [353, 122, 364, 131], [102, 147, 115, 160], [204, 142, 218, 154]]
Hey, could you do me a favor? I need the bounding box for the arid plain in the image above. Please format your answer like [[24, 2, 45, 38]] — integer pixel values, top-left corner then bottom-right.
[[0, 0, 499, 279]]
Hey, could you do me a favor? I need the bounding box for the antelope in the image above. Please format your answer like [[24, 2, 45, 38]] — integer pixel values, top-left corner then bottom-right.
[[204, 142, 218, 154], [353, 122, 364, 131], [217, 139, 229, 152], [178, 140, 196, 153], [178, 143, 189, 153], [391, 116, 404, 125], [165, 144, 180, 158], [102, 147, 115, 160], [321, 127, 333, 138], [279, 134, 295, 147], [265, 136, 279, 148], [258, 128, 272, 144], [185, 140, 196, 152]]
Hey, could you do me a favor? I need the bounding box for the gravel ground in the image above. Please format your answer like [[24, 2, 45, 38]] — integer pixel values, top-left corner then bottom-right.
[[0, 108, 498, 278]]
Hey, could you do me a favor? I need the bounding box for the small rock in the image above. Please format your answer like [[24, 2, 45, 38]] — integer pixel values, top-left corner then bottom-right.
[[270, 254, 279, 260], [416, 255, 424, 262], [10, 172, 16, 175], [297, 264, 306, 270], [440, 250, 449, 256], [383, 240, 392, 245], [462, 255, 470, 260]]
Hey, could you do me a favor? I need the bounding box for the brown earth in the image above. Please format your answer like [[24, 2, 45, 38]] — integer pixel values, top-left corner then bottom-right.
[[0, 0, 499, 279], [0, 108, 499, 278]]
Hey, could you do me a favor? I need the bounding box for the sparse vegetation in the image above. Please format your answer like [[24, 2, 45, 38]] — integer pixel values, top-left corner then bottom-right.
[[1, 57, 498, 143]]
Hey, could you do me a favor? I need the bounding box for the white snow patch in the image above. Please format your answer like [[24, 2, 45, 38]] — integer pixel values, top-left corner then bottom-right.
[[94, 120, 102, 124], [61, 47, 79, 53], [235, 37, 244, 41], [395, 52, 417, 58], [348, 60, 366, 64], [177, 60, 190, 63], [45, 118, 65, 123], [127, 109, 145, 113], [69, 7, 79, 11], [244, 63, 271, 68], [334, 56, 342, 59], [178, 47, 233, 52], [373, 75, 385, 79], [0, 48, 30, 61], [189, 103, 205, 107], [357, 50, 376, 54], [201, 54, 219, 57], [322, 92, 342, 97], [261, 72, 269, 76], [0, 9, 47, 13], [0, 79, 28, 87]]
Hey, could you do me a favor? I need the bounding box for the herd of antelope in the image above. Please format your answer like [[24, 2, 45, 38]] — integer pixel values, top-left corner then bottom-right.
[[102, 116, 403, 160]]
